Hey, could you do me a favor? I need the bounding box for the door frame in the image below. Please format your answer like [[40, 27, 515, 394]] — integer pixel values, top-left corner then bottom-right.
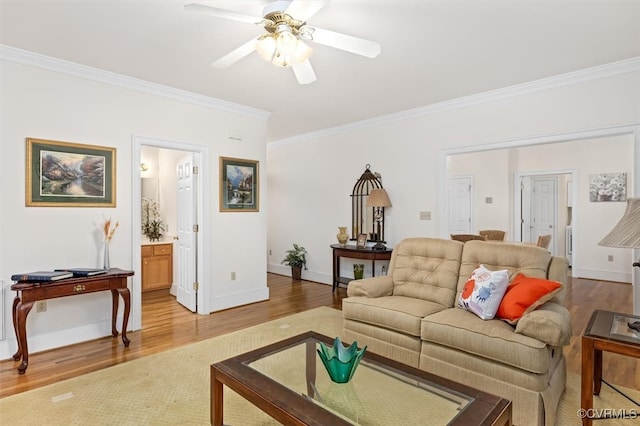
[[131, 135, 211, 330]]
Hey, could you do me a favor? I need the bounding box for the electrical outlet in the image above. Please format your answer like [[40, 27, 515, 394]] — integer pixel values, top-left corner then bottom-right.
[[608, 255, 614, 262], [231, 272, 236, 281], [37, 301, 47, 313], [419, 211, 431, 220], [485, 197, 493, 204]]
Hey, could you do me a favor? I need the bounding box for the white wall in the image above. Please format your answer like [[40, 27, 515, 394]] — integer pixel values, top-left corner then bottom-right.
[[267, 67, 640, 295], [0, 57, 269, 359]]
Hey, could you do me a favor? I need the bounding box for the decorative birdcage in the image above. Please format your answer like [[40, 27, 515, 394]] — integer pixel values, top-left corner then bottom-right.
[[350, 164, 386, 243]]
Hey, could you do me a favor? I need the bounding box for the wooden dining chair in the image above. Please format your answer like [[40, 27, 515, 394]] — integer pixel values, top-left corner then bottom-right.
[[536, 234, 552, 249], [479, 230, 506, 241], [450, 234, 488, 243]]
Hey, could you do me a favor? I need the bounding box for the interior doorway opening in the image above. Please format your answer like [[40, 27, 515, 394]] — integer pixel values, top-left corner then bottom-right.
[[131, 136, 210, 331]]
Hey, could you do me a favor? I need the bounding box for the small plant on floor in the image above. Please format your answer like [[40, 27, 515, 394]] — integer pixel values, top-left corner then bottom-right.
[[281, 243, 307, 280]]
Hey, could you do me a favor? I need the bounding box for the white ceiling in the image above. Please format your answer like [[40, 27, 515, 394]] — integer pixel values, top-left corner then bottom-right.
[[2, 0, 640, 142]]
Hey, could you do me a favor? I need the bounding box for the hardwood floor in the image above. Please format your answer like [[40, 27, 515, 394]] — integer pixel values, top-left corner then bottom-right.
[[1, 273, 638, 398]]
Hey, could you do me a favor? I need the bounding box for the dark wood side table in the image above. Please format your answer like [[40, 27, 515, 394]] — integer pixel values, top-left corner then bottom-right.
[[330, 244, 392, 292], [11, 268, 134, 374], [581, 309, 640, 425]]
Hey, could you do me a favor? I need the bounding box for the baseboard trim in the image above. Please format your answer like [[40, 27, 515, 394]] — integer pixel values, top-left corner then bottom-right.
[[0, 318, 124, 361], [572, 268, 631, 284], [267, 264, 332, 286], [209, 288, 269, 313]]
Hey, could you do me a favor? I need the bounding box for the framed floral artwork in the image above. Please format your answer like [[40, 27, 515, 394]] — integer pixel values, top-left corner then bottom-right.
[[220, 156, 259, 212], [589, 173, 626, 202], [26, 138, 116, 207]]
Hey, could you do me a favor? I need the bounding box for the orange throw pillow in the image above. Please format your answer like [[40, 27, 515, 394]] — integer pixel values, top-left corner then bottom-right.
[[496, 273, 562, 324]]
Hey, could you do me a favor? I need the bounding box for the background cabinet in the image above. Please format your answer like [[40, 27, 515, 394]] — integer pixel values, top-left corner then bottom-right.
[[142, 243, 173, 292]]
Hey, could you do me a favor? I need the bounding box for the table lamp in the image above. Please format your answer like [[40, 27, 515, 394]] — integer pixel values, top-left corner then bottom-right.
[[366, 188, 392, 250], [598, 197, 640, 268]]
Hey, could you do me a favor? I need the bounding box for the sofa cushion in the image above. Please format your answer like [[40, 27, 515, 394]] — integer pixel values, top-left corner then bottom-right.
[[456, 240, 551, 300], [458, 264, 509, 320], [390, 238, 463, 308], [421, 308, 552, 374], [343, 295, 448, 337], [496, 273, 562, 324]]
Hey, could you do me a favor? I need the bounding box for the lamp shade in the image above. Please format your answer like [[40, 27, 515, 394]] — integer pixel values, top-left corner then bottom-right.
[[599, 197, 640, 248], [366, 188, 391, 208]]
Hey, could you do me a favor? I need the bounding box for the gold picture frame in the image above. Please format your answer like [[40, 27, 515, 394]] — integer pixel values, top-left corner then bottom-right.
[[220, 156, 259, 212], [26, 138, 116, 207], [356, 233, 368, 248]]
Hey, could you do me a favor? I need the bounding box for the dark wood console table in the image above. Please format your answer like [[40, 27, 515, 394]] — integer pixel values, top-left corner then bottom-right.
[[11, 268, 134, 374], [331, 244, 393, 292]]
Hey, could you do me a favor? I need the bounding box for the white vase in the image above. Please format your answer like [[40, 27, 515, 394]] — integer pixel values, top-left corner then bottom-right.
[[103, 243, 110, 270]]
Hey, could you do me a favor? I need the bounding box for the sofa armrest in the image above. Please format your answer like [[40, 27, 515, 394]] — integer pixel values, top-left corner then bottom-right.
[[515, 302, 572, 347], [346, 276, 394, 298]]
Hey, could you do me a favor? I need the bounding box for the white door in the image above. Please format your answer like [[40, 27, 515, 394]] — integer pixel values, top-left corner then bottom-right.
[[448, 176, 473, 234], [176, 155, 197, 311], [531, 177, 557, 253]]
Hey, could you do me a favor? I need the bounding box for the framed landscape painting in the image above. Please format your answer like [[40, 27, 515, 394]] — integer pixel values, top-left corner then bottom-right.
[[220, 156, 259, 212], [26, 138, 116, 207]]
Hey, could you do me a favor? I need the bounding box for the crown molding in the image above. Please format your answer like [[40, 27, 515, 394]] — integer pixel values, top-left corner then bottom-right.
[[0, 44, 270, 121], [271, 56, 640, 146]]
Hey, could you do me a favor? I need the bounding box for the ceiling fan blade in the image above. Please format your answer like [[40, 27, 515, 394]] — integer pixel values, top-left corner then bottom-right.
[[285, 0, 330, 22], [211, 38, 258, 68], [184, 3, 263, 25], [307, 27, 381, 58], [292, 60, 317, 85]]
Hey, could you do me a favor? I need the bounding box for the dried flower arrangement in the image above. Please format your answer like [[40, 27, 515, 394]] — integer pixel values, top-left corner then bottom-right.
[[103, 218, 120, 243]]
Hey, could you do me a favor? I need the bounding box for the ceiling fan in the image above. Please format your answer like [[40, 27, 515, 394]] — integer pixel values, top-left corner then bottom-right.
[[185, 0, 381, 85]]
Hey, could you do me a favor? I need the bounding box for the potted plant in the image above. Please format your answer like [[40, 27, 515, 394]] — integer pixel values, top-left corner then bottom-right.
[[142, 198, 167, 241], [281, 243, 307, 281]]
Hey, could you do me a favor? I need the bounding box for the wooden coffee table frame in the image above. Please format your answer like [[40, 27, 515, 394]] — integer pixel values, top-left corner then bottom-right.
[[211, 331, 511, 426], [581, 310, 640, 426]]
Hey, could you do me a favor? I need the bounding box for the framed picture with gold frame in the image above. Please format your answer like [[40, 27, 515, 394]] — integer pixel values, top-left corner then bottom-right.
[[220, 156, 259, 212], [26, 138, 116, 207], [356, 233, 368, 248]]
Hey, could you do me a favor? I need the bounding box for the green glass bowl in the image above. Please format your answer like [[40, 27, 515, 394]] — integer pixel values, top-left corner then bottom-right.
[[317, 337, 367, 383]]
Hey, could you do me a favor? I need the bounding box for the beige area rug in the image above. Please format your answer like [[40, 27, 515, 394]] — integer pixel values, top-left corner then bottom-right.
[[1, 306, 638, 425]]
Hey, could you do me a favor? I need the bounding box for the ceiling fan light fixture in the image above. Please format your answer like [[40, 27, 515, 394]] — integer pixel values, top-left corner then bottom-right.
[[256, 34, 277, 61], [256, 26, 312, 68], [275, 24, 298, 55], [291, 39, 313, 63]]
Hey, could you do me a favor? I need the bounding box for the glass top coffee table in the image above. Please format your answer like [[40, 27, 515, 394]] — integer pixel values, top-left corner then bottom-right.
[[211, 331, 511, 425]]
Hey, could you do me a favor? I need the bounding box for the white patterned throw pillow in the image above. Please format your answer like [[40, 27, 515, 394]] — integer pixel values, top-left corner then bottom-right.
[[458, 264, 509, 320]]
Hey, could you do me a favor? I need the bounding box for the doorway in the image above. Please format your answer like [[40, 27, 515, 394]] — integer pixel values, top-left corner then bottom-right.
[[515, 172, 573, 257], [131, 136, 210, 331], [448, 175, 473, 235]]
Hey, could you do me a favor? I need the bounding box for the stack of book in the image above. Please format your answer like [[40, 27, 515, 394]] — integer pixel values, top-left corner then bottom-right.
[[11, 268, 108, 282]]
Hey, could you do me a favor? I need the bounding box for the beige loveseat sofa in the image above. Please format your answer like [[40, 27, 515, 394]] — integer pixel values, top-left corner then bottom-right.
[[342, 238, 571, 426]]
